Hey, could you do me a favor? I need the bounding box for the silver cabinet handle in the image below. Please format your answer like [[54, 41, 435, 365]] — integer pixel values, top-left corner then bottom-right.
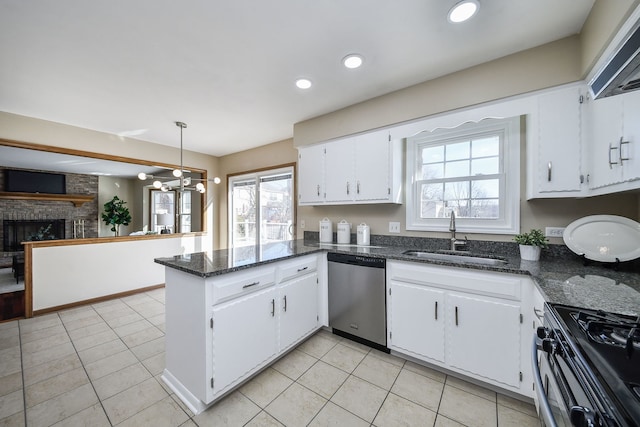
[[609, 143, 619, 169], [346, 182, 350, 195], [271, 299, 275, 317], [435, 301, 438, 320], [283, 295, 287, 312], [547, 161, 552, 182], [297, 266, 308, 272], [455, 306, 459, 326], [620, 137, 630, 165], [357, 181, 360, 194], [316, 185, 320, 196], [242, 281, 260, 289]]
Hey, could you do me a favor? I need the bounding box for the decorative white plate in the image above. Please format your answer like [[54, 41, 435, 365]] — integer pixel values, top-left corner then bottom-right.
[[563, 215, 640, 262]]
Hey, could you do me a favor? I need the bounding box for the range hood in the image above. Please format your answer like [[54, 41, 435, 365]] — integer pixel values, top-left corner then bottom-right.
[[590, 19, 640, 99]]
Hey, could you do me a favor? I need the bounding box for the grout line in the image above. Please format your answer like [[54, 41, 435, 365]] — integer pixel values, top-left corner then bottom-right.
[[17, 319, 28, 427], [58, 308, 115, 426]]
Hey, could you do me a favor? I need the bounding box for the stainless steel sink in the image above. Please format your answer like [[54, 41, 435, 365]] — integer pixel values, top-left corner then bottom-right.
[[401, 250, 507, 266]]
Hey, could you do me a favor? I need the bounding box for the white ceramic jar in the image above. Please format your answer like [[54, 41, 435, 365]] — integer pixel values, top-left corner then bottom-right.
[[319, 218, 333, 243], [356, 223, 370, 246], [337, 220, 351, 244]]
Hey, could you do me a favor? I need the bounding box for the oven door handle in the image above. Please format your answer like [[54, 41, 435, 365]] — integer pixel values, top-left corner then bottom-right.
[[532, 335, 558, 427]]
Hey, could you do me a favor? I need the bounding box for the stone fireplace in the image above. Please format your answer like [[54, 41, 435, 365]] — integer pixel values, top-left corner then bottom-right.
[[0, 166, 99, 255]]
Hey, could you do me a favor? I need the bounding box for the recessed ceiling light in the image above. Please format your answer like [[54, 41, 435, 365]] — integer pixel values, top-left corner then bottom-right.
[[448, 0, 479, 23], [343, 54, 363, 69], [296, 78, 312, 89]]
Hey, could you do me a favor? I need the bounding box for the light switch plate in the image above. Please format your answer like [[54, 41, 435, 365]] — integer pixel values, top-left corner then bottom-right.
[[300, 220, 305, 229], [389, 222, 401, 233]]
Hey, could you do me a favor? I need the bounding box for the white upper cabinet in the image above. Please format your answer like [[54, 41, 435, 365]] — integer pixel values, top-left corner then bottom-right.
[[621, 91, 640, 183], [298, 130, 402, 205], [297, 144, 325, 204], [530, 84, 586, 198], [324, 138, 355, 203], [585, 89, 640, 192]]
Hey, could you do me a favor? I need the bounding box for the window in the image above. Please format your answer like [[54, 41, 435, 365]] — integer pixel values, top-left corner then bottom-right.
[[150, 190, 175, 233], [406, 117, 520, 234], [229, 166, 295, 247]]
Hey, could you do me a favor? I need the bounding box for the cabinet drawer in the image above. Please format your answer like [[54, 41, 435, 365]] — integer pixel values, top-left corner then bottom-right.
[[388, 261, 522, 301], [211, 265, 277, 305], [278, 255, 318, 283]]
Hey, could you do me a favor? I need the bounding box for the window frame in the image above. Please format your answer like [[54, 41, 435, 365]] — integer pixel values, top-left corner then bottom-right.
[[405, 117, 520, 234]]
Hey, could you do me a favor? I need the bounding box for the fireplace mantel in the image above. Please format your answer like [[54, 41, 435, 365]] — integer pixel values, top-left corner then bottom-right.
[[0, 192, 94, 207]]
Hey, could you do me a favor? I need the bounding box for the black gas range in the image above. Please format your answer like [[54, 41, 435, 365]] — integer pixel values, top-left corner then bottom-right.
[[534, 303, 640, 427]]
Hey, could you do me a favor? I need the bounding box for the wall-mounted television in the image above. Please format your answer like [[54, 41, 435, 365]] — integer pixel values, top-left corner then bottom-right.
[[4, 169, 66, 194]]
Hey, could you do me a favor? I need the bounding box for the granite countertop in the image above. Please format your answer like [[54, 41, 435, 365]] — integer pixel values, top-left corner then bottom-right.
[[155, 239, 640, 316]]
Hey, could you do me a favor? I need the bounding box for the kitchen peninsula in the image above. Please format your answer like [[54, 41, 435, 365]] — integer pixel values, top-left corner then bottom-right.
[[156, 239, 640, 414]]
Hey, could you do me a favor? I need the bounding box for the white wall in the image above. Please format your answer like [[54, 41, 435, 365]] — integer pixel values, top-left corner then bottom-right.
[[31, 234, 211, 312]]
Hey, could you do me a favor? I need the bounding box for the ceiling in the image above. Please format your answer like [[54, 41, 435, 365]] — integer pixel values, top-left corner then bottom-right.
[[0, 0, 595, 157]]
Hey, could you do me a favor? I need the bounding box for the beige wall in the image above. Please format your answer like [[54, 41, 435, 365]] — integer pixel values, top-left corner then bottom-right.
[[293, 1, 640, 243], [580, 0, 640, 75], [216, 139, 297, 248], [0, 112, 221, 246], [98, 176, 137, 237]]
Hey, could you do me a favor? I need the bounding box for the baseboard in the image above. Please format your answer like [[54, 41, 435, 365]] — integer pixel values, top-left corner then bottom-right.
[[32, 284, 165, 316]]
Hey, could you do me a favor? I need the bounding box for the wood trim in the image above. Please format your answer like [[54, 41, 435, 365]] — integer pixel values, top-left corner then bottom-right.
[[24, 244, 33, 318], [32, 284, 165, 316], [21, 231, 208, 249], [0, 192, 94, 207]]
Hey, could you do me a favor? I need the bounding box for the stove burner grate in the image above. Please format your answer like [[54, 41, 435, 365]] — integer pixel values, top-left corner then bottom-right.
[[571, 310, 640, 355]]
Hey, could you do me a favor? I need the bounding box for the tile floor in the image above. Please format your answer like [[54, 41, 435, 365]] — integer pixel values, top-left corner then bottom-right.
[[0, 288, 541, 426]]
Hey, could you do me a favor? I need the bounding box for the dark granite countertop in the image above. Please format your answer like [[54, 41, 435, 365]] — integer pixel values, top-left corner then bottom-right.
[[155, 238, 640, 316]]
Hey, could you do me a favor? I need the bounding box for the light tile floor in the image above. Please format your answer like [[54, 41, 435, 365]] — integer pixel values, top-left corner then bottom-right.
[[0, 288, 541, 426]]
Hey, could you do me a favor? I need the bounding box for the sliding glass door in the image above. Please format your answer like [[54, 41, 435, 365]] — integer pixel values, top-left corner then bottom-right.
[[229, 166, 294, 248]]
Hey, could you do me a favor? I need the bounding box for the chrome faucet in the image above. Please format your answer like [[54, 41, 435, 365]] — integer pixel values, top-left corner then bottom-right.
[[449, 211, 468, 251]]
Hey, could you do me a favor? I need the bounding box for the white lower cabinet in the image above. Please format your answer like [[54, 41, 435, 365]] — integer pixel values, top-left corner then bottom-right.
[[278, 272, 319, 351], [211, 287, 278, 394], [163, 254, 321, 414], [446, 293, 521, 388], [389, 281, 445, 363], [388, 260, 530, 395]]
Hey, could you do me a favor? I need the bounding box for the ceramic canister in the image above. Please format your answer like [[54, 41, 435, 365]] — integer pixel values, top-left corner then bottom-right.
[[337, 220, 351, 244], [356, 223, 370, 246], [319, 218, 333, 243]]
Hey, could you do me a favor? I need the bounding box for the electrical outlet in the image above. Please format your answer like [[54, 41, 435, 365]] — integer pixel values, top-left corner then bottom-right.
[[545, 227, 565, 238], [300, 220, 305, 229], [389, 222, 401, 233]]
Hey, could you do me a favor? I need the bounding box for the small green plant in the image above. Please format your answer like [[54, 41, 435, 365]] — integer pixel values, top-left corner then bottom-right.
[[514, 229, 548, 248], [101, 196, 132, 236]]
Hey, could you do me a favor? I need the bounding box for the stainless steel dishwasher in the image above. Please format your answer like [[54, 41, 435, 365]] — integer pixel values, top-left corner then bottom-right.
[[327, 252, 388, 352]]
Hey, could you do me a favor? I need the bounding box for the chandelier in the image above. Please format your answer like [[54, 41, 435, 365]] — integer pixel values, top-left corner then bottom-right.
[[137, 121, 219, 193]]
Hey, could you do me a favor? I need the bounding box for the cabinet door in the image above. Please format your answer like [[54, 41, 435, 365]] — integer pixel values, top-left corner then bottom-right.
[[324, 139, 355, 203], [211, 287, 277, 394], [389, 281, 445, 363], [298, 145, 325, 204], [586, 95, 624, 189], [621, 90, 640, 182], [278, 273, 319, 351], [446, 293, 521, 388], [536, 86, 583, 194], [355, 131, 391, 201]]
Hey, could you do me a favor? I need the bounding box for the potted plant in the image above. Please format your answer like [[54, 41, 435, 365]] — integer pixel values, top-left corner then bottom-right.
[[101, 196, 132, 237], [514, 229, 548, 261]]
